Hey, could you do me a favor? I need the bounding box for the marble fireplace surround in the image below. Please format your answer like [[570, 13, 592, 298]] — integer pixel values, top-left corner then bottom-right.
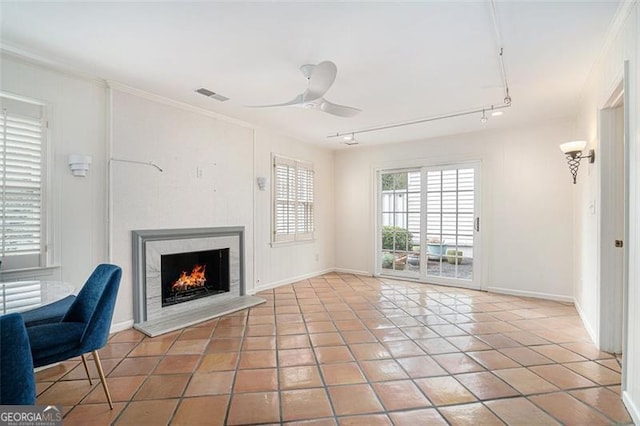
[[131, 227, 264, 336]]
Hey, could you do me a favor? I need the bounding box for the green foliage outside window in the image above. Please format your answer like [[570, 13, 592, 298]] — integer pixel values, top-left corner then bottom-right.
[[381, 173, 407, 191], [382, 226, 413, 252]]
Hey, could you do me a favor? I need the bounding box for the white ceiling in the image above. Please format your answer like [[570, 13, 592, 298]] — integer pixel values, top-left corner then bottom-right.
[[0, 1, 621, 147]]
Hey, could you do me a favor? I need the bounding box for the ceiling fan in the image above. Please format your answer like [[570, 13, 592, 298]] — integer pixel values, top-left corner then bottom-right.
[[249, 60, 361, 118]]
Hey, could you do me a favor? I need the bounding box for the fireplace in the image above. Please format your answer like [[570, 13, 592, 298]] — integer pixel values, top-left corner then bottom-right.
[[161, 248, 230, 307], [131, 227, 265, 336]]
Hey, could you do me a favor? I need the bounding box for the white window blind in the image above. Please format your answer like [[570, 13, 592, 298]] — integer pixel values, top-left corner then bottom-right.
[[0, 96, 45, 269], [273, 155, 314, 243]]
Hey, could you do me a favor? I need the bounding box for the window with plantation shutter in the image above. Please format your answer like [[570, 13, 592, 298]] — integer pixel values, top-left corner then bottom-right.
[[272, 155, 314, 243], [0, 95, 46, 270]]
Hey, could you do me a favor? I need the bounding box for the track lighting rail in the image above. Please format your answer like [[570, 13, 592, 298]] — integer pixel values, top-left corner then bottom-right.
[[327, 104, 511, 139], [328, 0, 512, 141]]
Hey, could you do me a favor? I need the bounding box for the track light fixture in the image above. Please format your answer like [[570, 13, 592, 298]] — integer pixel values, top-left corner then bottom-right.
[[480, 110, 488, 124], [342, 133, 359, 146], [559, 141, 595, 184]]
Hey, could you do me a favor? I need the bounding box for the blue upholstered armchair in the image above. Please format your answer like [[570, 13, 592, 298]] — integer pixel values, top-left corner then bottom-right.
[[21, 295, 76, 327], [0, 313, 36, 405], [26, 264, 122, 409]]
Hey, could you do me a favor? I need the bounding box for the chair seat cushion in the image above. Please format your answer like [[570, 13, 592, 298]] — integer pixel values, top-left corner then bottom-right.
[[21, 295, 76, 327], [27, 322, 85, 367]]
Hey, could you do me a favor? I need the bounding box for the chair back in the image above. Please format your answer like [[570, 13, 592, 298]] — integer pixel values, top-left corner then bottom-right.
[[62, 264, 122, 352], [0, 313, 36, 405]]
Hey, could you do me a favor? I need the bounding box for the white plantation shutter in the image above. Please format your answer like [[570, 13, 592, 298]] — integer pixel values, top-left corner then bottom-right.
[[274, 157, 296, 242], [273, 155, 314, 243], [296, 163, 314, 238], [0, 96, 45, 269]]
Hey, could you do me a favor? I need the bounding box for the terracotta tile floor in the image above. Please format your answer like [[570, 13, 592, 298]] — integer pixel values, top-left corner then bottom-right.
[[37, 273, 632, 425]]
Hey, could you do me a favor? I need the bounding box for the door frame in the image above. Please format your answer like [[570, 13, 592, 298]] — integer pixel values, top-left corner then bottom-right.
[[598, 63, 629, 354], [373, 160, 482, 290]]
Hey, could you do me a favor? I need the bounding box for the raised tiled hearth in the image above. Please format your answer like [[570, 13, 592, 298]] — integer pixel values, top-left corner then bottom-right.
[[37, 273, 631, 425]]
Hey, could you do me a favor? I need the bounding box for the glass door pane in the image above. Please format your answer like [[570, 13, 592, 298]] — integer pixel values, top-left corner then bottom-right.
[[379, 170, 421, 278], [424, 165, 479, 288]]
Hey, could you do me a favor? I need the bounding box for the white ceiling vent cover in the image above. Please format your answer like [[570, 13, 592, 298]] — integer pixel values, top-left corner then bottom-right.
[[195, 88, 229, 102]]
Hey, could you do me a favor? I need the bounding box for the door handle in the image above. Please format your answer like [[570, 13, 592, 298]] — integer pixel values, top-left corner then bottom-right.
[[475, 217, 480, 232]]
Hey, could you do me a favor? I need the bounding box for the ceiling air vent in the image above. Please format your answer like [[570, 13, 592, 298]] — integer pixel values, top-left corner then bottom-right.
[[195, 88, 229, 102]]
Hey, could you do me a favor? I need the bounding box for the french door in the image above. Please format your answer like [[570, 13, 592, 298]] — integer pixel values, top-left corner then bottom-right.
[[378, 162, 481, 289]]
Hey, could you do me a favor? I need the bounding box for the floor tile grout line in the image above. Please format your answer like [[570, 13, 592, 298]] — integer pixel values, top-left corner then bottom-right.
[[40, 273, 628, 425], [525, 391, 601, 425], [329, 280, 507, 410], [298, 274, 616, 422], [118, 328, 182, 424], [565, 387, 630, 424], [288, 281, 340, 423], [295, 276, 387, 420], [345, 275, 625, 423], [224, 299, 270, 425], [275, 290, 285, 424], [358, 283, 508, 419], [319, 278, 433, 419], [165, 317, 220, 425], [61, 330, 146, 421]]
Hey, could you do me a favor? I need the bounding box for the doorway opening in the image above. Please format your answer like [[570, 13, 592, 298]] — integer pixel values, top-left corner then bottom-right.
[[598, 70, 627, 359]]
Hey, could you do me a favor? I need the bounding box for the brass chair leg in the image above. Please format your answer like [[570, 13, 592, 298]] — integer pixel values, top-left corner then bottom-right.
[[80, 354, 93, 385], [92, 350, 113, 409]]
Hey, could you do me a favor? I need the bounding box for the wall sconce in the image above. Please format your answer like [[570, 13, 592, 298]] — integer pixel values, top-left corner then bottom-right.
[[68, 154, 92, 177], [559, 141, 595, 184], [256, 177, 267, 191]]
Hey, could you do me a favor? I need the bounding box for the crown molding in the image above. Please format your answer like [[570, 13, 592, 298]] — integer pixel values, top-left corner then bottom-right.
[[106, 81, 255, 130], [1, 42, 106, 86], [2, 41, 256, 131], [0, 42, 336, 150], [580, 0, 637, 96]]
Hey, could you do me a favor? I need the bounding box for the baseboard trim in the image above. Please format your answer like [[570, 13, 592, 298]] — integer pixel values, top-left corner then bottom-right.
[[110, 319, 134, 334], [249, 268, 335, 294], [574, 300, 599, 347], [573, 301, 600, 348], [333, 268, 372, 276], [486, 286, 574, 303], [623, 390, 640, 426]]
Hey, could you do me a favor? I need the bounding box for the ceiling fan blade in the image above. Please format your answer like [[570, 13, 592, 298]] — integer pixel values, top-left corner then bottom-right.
[[319, 100, 361, 117], [304, 61, 337, 102], [246, 94, 304, 108]]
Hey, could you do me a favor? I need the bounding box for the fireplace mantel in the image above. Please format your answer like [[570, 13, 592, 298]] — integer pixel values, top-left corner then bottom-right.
[[131, 227, 264, 336]]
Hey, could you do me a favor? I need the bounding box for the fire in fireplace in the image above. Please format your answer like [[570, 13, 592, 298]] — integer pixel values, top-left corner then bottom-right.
[[172, 264, 207, 291], [161, 248, 230, 307]]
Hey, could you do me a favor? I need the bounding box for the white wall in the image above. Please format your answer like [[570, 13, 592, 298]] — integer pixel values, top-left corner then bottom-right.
[[0, 55, 336, 330], [110, 88, 335, 327], [574, 3, 640, 422], [334, 121, 575, 300], [253, 129, 335, 290], [110, 89, 254, 326], [0, 54, 108, 287]]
